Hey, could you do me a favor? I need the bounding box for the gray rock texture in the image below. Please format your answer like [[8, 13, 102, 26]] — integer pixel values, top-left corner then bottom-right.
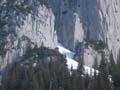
[[0, 0, 120, 69], [49, 0, 120, 62], [0, 0, 57, 69]]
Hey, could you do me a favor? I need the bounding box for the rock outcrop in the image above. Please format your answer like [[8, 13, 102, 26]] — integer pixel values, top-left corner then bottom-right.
[[49, 0, 120, 62], [0, 0, 57, 69]]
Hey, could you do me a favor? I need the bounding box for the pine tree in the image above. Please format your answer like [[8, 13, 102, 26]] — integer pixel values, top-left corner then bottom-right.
[[84, 74, 91, 90], [76, 55, 85, 90], [109, 51, 115, 75], [98, 52, 112, 90], [93, 56, 99, 70], [71, 71, 78, 90], [60, 63, 71, 90], [92, 57, 99, 90], [77, 55, 84, 75], [112, 51, 120, 90]]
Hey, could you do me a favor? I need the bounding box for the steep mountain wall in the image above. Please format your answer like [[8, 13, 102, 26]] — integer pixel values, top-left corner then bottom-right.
[[100, 0, 120, 60], [0, 0, 120, 69], [49, 0, 120, 61], [0, 0, 57, 69]]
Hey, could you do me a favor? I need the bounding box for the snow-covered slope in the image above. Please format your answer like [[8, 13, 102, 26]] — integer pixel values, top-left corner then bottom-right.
[[57, 44, 99, 76]]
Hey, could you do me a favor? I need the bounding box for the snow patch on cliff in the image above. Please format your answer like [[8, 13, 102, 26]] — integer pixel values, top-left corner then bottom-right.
[[57, 44, 99, 76]]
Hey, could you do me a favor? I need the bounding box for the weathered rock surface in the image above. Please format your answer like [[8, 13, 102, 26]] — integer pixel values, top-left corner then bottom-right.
[[49, 0, 120, 62], [0, 0, 57, 69], [1, 0, 120, 69]]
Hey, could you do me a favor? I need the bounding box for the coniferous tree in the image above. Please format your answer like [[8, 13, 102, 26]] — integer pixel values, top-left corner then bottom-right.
[[98, 52, 112, 90], [84, 74, 91, 90], [93, 56, 99, 70], [109, 51, 115, 75], [112, 50, 120, 90], [77, 55, 84, 75], [71, 70, 78, 90], [91, 57, 99, 90], [76, 55, 85, 90]]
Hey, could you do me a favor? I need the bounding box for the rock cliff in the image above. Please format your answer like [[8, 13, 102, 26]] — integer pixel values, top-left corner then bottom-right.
[[0, 0, 120, 69], [0, 0, 57, 69], [49, 0, 120, 62]]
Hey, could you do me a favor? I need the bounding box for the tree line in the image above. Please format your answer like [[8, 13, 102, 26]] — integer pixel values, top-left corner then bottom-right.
[[0, 46, 119, 90]]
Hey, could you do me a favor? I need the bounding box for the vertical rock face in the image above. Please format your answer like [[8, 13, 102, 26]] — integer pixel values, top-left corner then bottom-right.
[[76, 0, 103, 41], [49, 0, 85, 49], [0, 0, 57, 69], [99, 0, 120, 60], [79, 0, 120, 61], [0, 0, 120, 69], [74, 13, 84, 45], [49, 0, 103, 50], [16, 6, 57, 48], [49, 0, 120, 61]]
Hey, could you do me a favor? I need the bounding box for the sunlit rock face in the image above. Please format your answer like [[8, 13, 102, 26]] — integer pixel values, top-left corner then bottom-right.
[[16, 5, 57, 49], [0, 0, 120, 70], [0, 0, 57, 70], [49, 0, 85, 50], [100, 0, 120, 61], [77, 0, 120, 62], [74, 13, 84, 46], [49, 0, 120, 61], [49, 0, 103, 50]]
